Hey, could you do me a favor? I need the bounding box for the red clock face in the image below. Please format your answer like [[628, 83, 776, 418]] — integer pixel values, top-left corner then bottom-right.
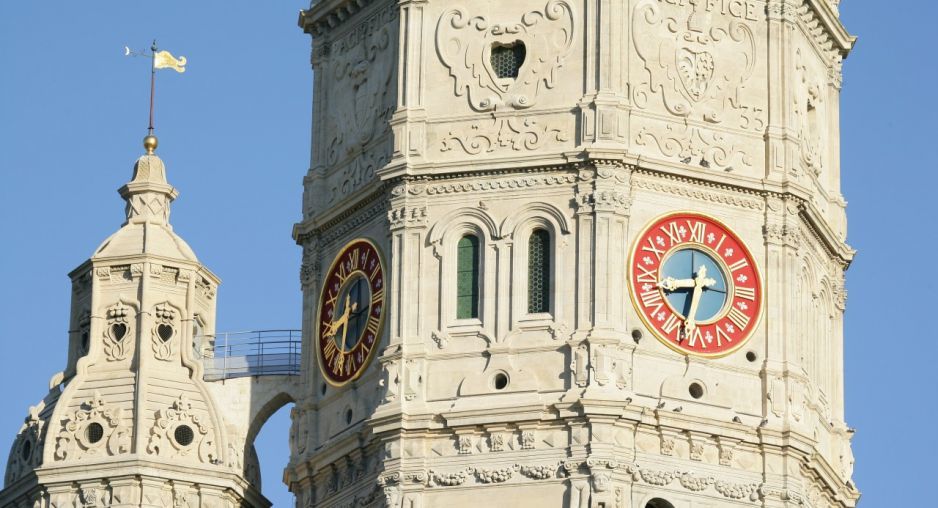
[[628, 212, 762, 357], [316, 239, 386, 385]]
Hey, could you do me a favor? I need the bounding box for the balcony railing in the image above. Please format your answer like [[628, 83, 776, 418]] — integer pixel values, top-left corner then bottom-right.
[[200, 330, 302, 381]]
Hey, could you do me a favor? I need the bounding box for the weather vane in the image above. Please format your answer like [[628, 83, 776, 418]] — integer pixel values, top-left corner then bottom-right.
[[124, 40, 186, 154]]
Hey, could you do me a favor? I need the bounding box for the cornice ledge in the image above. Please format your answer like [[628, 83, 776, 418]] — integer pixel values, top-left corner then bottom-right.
[[798, 202, 855, 268], [299, 0, 378, 36], [805, 0, 856, 57]]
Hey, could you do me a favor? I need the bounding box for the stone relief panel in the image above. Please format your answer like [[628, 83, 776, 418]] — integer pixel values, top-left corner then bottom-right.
[[434, 113, 573, 160], [435, 0, 576, 112], [793, 46, 829, 179], [146, 394, 218, 464], [53, 392, 131, 462], [630, 0, 767, 173], [316, 6, 398, 208], [103, 301, 135, 362]]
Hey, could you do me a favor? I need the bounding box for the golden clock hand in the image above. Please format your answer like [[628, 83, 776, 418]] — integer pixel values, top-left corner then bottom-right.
[[684, 265, 719, 336], [660, 277, 695, 292]]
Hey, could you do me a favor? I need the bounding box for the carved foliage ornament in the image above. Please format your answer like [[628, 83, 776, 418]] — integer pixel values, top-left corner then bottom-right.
[[436, 1, 575, 112], [440, 116, 570, 156], [54, 391, 131, 461]]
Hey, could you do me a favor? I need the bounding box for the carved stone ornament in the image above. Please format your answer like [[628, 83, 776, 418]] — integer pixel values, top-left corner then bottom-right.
[[5, 403, 46, 486], [323, 10, 396, 169], [632, 0, 761, 127], [53, 391, 131, 461], [436, 1, 575, 111], [146, 394, 217, 464], [440, 116, 570, 155], [103, 302, 134, 361], [635, 124, 752, 171], [151, 303, 178, 361]]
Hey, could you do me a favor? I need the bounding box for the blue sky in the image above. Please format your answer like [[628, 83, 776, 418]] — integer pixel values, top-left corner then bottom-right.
[[0, 2, 934, 506]]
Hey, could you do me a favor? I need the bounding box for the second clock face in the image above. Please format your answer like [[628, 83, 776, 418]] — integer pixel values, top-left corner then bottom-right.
[[628, 212, 762, 357], [316, 239, 386, 386]]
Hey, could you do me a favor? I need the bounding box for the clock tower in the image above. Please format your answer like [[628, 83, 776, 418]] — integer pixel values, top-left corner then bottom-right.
[[290, 0, 858, 507]]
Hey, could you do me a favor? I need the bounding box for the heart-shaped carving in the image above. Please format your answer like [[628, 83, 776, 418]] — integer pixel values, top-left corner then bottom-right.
[[157, 324, 174, 342], [676, 48, 714, 101], [111, 323, 127, 342]]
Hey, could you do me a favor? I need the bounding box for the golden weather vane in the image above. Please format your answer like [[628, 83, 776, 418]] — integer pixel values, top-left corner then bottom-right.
[[124, 40, 187, 153]]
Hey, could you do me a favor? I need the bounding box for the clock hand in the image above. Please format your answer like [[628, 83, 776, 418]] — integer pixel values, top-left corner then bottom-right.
[[660, 277, 695, 292], [684, 265, 718, 336]]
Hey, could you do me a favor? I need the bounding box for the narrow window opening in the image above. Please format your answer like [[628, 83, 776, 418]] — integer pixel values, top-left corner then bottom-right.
[[456, 235, 481, 319], [527, 229, 551, 314], [491, 42, 526, 79]]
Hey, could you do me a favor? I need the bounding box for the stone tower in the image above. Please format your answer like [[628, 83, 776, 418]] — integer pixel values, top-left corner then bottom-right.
[[0, 138, 298, 508], [291, 0, 858, 507]]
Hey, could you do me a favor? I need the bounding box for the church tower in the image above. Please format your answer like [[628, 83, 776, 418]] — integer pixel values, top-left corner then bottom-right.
[[0, 137, 274, 508], [291, 0, 858, 507]]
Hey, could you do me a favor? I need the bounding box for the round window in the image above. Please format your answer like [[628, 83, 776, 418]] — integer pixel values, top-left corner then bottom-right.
[[20, 440, 32, 461], [174, 425, 195, 446], [86, 422, 104, 444]]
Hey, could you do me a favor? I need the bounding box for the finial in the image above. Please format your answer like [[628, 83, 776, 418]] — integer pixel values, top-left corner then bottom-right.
[[143, 134, 158, 155]]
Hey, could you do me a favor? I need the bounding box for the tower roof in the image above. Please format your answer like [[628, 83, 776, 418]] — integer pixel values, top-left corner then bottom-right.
[[92, 136, 198, 262]]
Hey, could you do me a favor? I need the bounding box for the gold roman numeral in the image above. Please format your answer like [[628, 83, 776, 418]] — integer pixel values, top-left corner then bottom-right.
[[735, 286, 756, 301], [728, 259, 749, 272], [661, 314, 682, 337], [716, 326, 733, 346], [323, 340, 339, 363], [350, 248, 361, 270], [714, 234, 727, 252], [686, 327, 705, 348], [727, 307, 750, 330], [660, 222, 683, 246], [636, 265, 658, 284], [366, 317, 381, 337], [370, 262, 381, 281], [641, 237, 665, 261], [687, 221, 707, 244], [640, 290, 664, 317]]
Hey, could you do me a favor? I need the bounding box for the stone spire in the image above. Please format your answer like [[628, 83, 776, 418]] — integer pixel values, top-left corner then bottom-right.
[[118, 135, 178, 226], [93, 135, 197, 261]]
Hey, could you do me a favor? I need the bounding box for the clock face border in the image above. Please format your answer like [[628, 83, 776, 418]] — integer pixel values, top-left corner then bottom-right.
[[315, 238, 387, 387], [627, 211, 764, 359]]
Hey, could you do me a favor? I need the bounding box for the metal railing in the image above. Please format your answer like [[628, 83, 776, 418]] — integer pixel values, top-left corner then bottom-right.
[[201, 330, 302, 381]]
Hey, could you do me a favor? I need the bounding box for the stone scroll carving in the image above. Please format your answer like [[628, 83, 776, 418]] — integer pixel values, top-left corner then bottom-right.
[[323, 9, 396, 169], [5, 404, 46, 486], [146, 394, 217, 464], [436, 1, 575, 112], [53, 392, 131, 462], [440, 116, 570, 155], [632, 0, 759, 125]]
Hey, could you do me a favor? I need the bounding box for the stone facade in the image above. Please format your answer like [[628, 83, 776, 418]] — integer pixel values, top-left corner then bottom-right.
[[291, 0, 857, 507]]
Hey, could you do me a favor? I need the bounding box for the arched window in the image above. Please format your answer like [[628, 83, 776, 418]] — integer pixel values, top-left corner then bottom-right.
[[527, 229, 551, 314], [645, 499, 675, 508], [456, 235, 480, 319]]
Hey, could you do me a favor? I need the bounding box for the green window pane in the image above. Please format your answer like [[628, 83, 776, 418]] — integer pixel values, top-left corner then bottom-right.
[[528, 229, 550, 313], [457, 235, 480, 319]]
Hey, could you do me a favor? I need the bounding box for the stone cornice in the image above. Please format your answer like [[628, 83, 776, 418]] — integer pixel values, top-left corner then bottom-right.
[[805, 0, 856, 58], [299, 0, 381, 37]]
